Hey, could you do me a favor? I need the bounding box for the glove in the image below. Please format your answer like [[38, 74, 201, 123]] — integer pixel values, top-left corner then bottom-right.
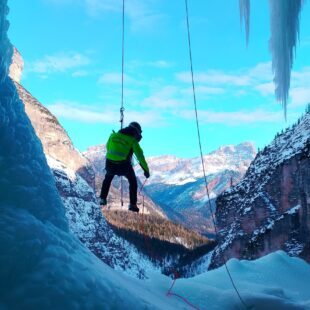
[[144, 170, 150, 178]]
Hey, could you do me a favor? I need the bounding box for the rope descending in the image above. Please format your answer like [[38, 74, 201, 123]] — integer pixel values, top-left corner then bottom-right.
[[120, 0, 125, 206], [184, 0, 249, 309]]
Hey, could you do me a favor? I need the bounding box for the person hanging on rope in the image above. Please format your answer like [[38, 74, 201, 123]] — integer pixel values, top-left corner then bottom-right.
[[99, 122, 150, 212]]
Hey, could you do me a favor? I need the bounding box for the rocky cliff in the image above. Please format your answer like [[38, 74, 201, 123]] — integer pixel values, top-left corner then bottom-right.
[[10, 48, 95, 188], [9, 47, 23, 83], [210, 108, 310, 269], [14, 82, 95, 189]]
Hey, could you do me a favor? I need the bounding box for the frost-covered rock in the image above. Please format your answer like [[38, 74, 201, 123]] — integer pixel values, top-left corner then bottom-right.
[[211, 110, 310, 269], [48, 157, 155, 278], [8, 47, 23, 83], [10, 53, 155, 278]]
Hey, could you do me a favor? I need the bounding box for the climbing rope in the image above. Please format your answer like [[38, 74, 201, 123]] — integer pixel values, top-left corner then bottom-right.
[[120, 0, 125, 207], [166, 275, 200, 310], [184, 0, 248, 309], [117, 0, 248, 308], [138, 181, 200, 310]]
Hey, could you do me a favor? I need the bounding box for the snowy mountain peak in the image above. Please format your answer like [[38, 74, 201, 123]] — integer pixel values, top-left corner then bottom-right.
[[143, 141, 256, 186]]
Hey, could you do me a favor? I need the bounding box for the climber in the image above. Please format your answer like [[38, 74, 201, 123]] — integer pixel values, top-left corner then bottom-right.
[[99, 122, 150, 212]]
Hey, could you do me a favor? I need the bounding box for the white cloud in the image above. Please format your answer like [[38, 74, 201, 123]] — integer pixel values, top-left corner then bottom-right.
[[292, 66, 310, 86], [72, 70, 89, 77], [126, 60, 174, 72], [27, 52, 90, 75], [141, 86, 189, 109], [255, 82, 274, 96], [84, 0, 165, 32], [176, 70, 251, 86], [182, 85, 225, 95], [290, 87, 310, 107], [47, 101, 118, 123], [177, 109, 285, 125], [248, 62, 273, 80], [44, 0, 81, 5], [148, 60, 174, 68], [85, 0, 120, 14], [47, 100, 164, 126], [98, 72, 136, 85]]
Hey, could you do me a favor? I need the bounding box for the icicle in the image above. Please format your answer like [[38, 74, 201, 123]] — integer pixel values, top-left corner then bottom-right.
[[269, 0, 304, 118], [239, 0, 250, 46]]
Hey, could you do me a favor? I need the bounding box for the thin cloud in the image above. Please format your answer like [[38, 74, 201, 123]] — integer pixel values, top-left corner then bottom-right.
[[47, 100, 165, 125], [27, 52, 90, 75], [290, 87, 310, 107], [149, 60, 174, 68], [255, 82, 274, 96], [98, 72, 136, 85], [126, 59, 174, 72], [44, 0, 81, 5], [72, 70, 89, 77], [289, 67, 310, 107], [292, 66, 310, 86], [176, 70, 251, 86], [84, 0, 166, 32], [182, 85, 225, 95], [141, 86, 189, 109], [248, 62, 273, 80], [177, 109, 285, 125]]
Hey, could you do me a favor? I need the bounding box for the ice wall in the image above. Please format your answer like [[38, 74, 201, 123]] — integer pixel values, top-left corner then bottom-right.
[[0, 1, 67, 230]]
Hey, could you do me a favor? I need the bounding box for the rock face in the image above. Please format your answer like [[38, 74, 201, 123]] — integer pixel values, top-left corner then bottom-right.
[[14, 82, 95, 189], [9, 48, 94, 188], [47, 156, 154, 278], [9, 47, 23, 83], [210, 109, 310, 269]]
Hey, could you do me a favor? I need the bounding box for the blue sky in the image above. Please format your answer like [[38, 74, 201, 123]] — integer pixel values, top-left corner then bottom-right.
[[7, 0, 310, 158]]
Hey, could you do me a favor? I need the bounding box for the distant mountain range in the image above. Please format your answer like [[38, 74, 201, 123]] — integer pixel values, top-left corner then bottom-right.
[[84, 142, 256, 236], [137, 143, 256, 235]]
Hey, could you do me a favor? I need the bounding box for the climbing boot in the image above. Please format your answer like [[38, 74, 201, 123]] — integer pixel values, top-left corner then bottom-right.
[[99, 198, 107, 206], [128, 204, 139, 213]]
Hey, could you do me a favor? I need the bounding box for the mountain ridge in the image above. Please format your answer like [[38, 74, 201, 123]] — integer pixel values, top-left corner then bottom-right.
[[210, 106, 310, 269]]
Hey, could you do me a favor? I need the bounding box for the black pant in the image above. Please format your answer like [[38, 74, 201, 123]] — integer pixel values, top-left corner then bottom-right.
[[100, 159, 138, 205]]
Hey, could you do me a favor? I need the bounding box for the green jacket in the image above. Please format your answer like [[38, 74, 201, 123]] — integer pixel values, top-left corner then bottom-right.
[[106, 131, 149, 173]]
